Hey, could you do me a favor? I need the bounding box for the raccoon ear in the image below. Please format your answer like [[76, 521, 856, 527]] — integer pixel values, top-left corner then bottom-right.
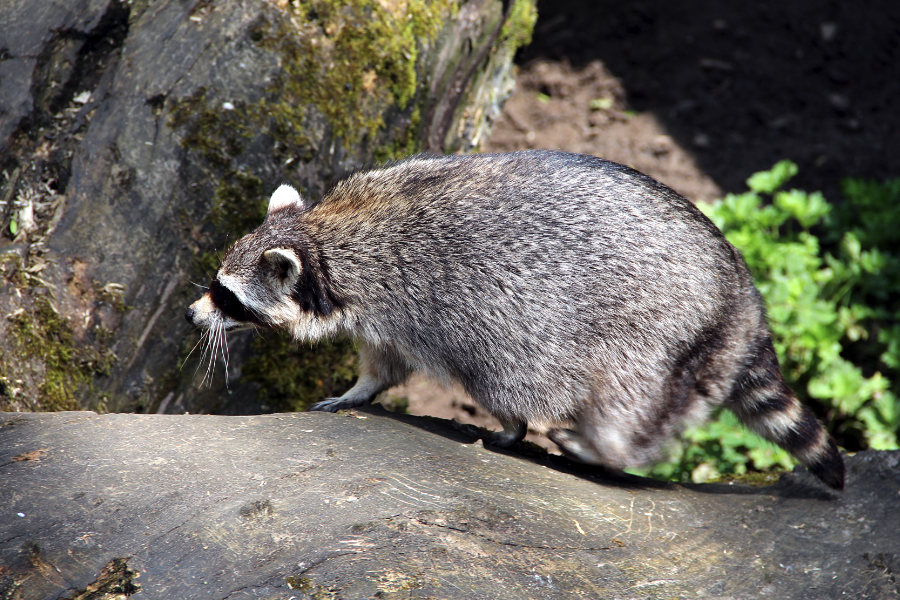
[[267, 184, 305, 216], [263, 248, 302, 286]]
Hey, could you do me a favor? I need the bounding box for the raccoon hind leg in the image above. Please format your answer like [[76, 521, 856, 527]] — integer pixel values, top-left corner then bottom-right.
[[726, 336, 845, 490], [308, 343, 412, 413], [547, 398, 674, 471], [483, 419, 527, 448], [547, 427, 608, 464]]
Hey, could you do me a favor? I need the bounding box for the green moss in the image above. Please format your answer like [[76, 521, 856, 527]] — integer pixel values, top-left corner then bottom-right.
[[285, 575, 336, 599], [372, 106, 423, 164], [210, 172, 266, 240], [500, 0, 538, 51], [3, 295, 115, 411], [253, 0, 457, 145], [242, 334, 357, 412], [169, 89, 270, 275], [169, 89, 254, 167]]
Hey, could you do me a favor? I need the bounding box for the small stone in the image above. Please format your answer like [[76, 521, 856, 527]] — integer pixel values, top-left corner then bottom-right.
[[828, 93, 850, 111], [820, 22, 838, 42]]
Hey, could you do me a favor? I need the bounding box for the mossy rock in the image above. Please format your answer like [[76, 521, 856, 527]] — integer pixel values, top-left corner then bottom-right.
[[0, 0, 536, 414]]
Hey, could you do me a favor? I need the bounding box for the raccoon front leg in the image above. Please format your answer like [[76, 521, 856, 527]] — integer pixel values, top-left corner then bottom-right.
[[308, 343, 412, 413], [308, 373, 385, 412]]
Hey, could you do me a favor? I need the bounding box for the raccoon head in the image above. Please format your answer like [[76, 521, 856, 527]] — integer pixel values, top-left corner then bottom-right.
[[183, 184, 319, 384], [185, 184, 310, 333], [185, 182, 349, 367]]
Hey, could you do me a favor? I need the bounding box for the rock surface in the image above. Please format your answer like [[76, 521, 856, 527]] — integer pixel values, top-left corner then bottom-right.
[[1, 408, 898, 599]]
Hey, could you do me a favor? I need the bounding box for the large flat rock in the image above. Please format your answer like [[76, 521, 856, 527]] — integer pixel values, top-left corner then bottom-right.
[[1, 408, 897, 599]]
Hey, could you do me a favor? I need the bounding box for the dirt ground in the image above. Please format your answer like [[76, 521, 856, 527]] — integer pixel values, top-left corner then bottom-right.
[[390, 0, 900, 449]]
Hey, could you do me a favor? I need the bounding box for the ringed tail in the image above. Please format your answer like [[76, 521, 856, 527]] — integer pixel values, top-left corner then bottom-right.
[[727, 337, 845, 490]]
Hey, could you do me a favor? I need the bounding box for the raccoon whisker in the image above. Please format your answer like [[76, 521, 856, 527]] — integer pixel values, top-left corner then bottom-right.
[[199, 327, 212, 381], [194, 328, 212, 366], [203, 320, 224, 388], [181, 331, 208, 371], [218, 321, 231, 389], [188, 279, 209, 290], [201, 337, 216, 387], [221, 338, 228, 368], [202, 320, 223, 385], [194, 328, 214, 381], [213, 320, 229, 388]]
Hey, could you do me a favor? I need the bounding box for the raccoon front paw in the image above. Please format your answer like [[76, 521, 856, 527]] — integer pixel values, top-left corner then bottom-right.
[[308, 398, 359, 413]]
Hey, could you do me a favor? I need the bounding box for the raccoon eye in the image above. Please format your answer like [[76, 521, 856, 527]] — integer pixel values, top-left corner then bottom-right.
[[209, 279, 250, 323]]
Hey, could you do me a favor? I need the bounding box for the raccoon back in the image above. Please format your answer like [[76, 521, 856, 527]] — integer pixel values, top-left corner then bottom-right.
[[306, 151, 752, 421]]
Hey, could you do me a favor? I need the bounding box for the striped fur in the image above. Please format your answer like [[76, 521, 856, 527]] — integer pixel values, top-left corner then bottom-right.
[[186, 151, 845, 490], [725, 335, 844, 489]]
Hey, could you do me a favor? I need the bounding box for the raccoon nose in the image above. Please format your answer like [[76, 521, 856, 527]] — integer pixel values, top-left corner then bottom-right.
[[184, 307, 196, 325]]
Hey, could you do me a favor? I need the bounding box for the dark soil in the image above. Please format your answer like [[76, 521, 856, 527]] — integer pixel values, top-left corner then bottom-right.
[[396, 0, 900, 446], [490, 0, 899, 203]]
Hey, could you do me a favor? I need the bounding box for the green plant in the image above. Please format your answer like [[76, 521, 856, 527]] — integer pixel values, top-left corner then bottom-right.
[[241, 334, 357, 412], [637, 161, 900, 484]]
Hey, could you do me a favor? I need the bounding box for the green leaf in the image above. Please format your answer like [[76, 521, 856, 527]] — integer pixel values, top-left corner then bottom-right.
[[746, 160, 798, 194], [879, 322, 900, 370], [774, 189, 830, 229], [589, 97, 613, 110]]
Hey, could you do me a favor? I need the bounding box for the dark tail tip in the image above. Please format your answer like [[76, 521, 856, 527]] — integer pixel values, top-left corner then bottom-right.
[[805, 437, 845, 491], [727, 335, 846, 490]]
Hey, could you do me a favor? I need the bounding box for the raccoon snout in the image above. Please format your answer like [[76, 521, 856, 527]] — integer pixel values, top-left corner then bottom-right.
[[184, 307, 196, 325]]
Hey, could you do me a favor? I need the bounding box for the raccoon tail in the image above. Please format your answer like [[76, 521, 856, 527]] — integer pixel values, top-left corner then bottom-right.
[[727, 336, 845, 490]]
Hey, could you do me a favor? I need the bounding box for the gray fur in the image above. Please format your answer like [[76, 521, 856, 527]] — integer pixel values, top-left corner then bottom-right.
[[186, 150, 845, 490]]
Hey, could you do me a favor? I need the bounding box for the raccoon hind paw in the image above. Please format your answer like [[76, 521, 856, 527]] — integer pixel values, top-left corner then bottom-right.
[[547, 428, 607, 464]]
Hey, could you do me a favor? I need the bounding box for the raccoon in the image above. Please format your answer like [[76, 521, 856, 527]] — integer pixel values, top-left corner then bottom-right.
[[185, 150, 845, 490]]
